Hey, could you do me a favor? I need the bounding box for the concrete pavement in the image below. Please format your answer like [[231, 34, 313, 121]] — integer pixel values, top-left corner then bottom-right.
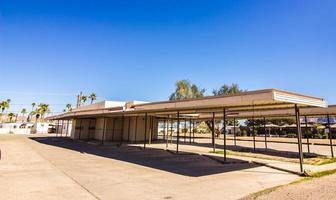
[[0, 135, 300, 200]]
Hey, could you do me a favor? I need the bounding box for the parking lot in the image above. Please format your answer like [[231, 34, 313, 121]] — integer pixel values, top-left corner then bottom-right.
[[0, 135, 300, 200]]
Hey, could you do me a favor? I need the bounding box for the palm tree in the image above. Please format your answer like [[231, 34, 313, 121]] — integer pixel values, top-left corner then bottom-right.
[[29, 110, 37, 123], [32, 102, 36, 110], [0, 99, 10, 114], [89, 93, 97, 104], [36, 103, 50, 122], [21, 108, 27, 122], [81, 95, 87, 106], [8, 112, 15, 123], [66, 104, 72, 112], [27, 102, 37, 122]]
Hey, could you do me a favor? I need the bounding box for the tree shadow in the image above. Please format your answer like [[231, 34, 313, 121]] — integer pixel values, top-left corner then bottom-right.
[[29, 136, 261, 177]]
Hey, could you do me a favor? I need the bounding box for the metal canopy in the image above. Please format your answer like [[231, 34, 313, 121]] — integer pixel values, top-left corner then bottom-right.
[[196, 105, 336, 120], [47, 89, 327, 120]]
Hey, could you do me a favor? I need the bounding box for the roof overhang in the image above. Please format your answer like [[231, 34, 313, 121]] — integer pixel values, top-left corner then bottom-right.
[[46, 89, 328, 120]]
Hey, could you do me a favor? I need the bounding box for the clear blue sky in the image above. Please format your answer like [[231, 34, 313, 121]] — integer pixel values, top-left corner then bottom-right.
[[1, 0, 335, 115]]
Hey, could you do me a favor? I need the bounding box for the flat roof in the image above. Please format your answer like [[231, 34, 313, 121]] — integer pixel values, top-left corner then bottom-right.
[[194, 105, 336, 120], [47, 89, 328, 120]]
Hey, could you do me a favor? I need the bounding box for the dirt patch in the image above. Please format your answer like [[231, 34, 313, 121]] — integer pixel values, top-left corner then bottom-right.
[[242, 173, 336, 200]]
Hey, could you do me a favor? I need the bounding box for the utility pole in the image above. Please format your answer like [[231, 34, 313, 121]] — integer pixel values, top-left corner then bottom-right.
[[76, 91, 82, 108]]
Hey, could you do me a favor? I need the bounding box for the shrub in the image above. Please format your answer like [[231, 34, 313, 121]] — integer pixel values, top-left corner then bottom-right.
[[287, 133, 297, 138]]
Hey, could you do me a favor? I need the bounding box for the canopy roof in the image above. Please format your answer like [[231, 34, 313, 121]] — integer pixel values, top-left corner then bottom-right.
[[47, 89, 327, 120]]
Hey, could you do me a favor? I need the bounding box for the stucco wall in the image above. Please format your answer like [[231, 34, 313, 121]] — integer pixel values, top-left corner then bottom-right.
[[71, 116, 159, 142]]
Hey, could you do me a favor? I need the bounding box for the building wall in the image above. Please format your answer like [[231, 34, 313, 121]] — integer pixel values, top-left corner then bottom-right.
[[70, 116, 159, 143], [94, 117, 105, 140]]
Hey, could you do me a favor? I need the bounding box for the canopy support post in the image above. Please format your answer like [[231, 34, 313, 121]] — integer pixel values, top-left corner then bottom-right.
[[192, 120, 195, 143], [112, 118, 116, 142], [184, 118, 187, 143], [78, 119, 82, 140], [264, 117, 267, 149], [252, 116, 256, 151], [170, 118, 173, 144], [101, 117, 106, 144], [305, 116, 310, 154], [223, 108, 227, 161], [66, 120, 70, 137], [177, 111, 180, 153], [295, 104, 304, 174], [327, 114, 334, 158], [165, 117, 169, 149], [189, 118, 192, 143], [56, 120, 59, 137], [233, 117, 237, 146], [144, 113, 148, 149], [212, 112, 216, 152], [134, 116, 138, 144], [127, 117, 131, 143], [60, 120, 64, 137]]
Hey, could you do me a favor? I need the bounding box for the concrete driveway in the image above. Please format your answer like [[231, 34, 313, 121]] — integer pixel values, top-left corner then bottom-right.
[[0, 135, 299, 200]]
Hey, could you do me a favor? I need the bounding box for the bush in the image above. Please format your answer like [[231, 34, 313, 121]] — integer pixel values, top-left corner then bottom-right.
[[287, 133, 297, 138], [241, 129, 248, 136]]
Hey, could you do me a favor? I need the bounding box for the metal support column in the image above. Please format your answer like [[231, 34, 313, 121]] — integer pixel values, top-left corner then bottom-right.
[[170, 118, 173, 144], [223, 108, 227, 161], [189, 118, 192, 143], [163, 118, 166, 141], [121, 115, 125, 144], [101, 117, 106, 144], [166, 117, 169, 149], [66, 120, 70, 137], [134, 116, 138, 144], [212, 112, 216, 152], [149, 116, 153, 144], [144, 113, 148, 149], [60, 120, 64, 137], [127, 117, 131, 143], [78, 119, 82, 140], [192, 120, 195, 143], [327, 114, 334, 158], [177, 111, 180, 153], [252, 116, 256, 151], [56, 120, 59, 137], [88, 119, 92, 139], [295, 104, 304, 174], [184, 118, 187, 143], [112, 118, 116, 142], [264, 117, 267, 149], [305, 116, 310, 154], [233, 117, 236, 146]]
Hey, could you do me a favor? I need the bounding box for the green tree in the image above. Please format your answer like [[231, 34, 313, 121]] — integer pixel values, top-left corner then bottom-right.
[[89, 93, 97, 104], [31, 102, 36, 110], [36, 103, 50, 122], [245, 117, 296, 127], [0, 99, 10, 113], [81, 95, 88, 106], [21, 108, 27, 122], [212, 83, 246, 96], [169, 80, 205, 100], [66, 104, 72, 112], [8, 112, 15, 122]]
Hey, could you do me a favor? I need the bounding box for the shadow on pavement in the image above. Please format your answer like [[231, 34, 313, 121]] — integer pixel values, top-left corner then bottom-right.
[[157, 138, 323, 159], [29, 136, 260, 177]]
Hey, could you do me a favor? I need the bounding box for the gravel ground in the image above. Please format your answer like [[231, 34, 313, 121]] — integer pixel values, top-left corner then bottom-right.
[[243, 174, 336, 200]]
